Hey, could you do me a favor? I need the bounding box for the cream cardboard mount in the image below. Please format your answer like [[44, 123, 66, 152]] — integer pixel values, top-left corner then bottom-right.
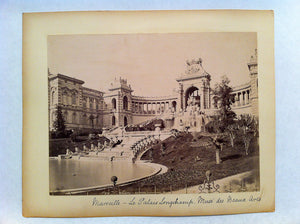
[[22, 10, 275, 217]]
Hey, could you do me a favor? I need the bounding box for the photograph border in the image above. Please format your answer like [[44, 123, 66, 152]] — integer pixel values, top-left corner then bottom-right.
[[23, 10, 275, 217]]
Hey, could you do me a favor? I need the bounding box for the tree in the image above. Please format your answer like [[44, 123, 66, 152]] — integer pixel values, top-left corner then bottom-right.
[[206, 118, 226, 164], [238, 114, 258, 155], [227, 122, 239, 148], [212, 75, 236, 131], [206, 76, 236, 163], [209, 135, 225, 164], [53, 105, 66, 136]]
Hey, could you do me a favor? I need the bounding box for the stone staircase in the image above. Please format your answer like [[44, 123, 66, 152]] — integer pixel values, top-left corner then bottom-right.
[[88, 129, 172, 162]]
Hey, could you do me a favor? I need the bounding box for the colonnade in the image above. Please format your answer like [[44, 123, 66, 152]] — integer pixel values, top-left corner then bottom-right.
[[232, 89, 251, 107], [131, 101, 176, 115]]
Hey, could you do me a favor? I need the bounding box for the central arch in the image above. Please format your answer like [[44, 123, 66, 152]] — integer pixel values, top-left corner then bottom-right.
[[185, 86, 200, 109]]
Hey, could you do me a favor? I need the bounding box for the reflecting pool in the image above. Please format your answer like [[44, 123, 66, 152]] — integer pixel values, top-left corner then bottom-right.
[[49, 159, 156, 191]]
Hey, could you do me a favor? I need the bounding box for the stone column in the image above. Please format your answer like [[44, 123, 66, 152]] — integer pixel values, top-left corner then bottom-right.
[[241, 92, 243, 106], [234, 94, 238, 107], [237, 93, 241, 106], [203, 87, 206, 109], [246, 90, 250, 104]]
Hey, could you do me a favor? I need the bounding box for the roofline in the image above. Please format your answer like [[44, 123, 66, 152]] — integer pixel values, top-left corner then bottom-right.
[[48, 73, 85, 84]]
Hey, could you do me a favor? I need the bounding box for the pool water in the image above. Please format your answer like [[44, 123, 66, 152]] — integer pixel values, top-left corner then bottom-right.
[[49, 159, 156, 191]]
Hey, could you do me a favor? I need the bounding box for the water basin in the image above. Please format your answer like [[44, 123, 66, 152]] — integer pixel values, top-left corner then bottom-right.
[[49, 158, 157, 192]]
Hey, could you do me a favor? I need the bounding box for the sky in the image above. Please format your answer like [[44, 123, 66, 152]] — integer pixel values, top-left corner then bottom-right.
[[48, 33, 256, 96]]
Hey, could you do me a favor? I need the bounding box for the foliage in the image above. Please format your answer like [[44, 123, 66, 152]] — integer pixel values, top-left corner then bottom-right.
[[237, 114, 259, 155], [205, 76, 238, 163], [227, 122, 239, 148], [51, 105, 72, 138], [209, 134, 226, 164], [53, 105, 65, 133], [206, 116, 225, 133], [207, 76, 236, 134], [212, 75, 236, 129]]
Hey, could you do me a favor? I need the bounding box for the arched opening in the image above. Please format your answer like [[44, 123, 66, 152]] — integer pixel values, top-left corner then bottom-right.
[[172, 101, 177, 112], [112, 116, 116, 126], [124, 116, 128, 126], [112, 98, 116, 110], [123, 96, 128, 110], [185, 86, 200, 109]]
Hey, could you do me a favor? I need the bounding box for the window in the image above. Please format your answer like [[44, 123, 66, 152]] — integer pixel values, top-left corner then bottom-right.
[[63, 111, 68, 123], [112, 98, 116, 109], [123, 96, 128, 110], [72, 93, 76, 105], [112, 116, 116, 126], [89, 98, 93, 109], [62, 92, 67, 105]]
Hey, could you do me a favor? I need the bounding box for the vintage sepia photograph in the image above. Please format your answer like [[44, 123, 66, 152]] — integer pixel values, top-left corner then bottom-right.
[[48, 33, 260, 196]]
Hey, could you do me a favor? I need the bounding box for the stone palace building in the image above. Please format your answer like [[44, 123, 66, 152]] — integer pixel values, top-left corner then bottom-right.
[[48, 50, 258, 132]]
